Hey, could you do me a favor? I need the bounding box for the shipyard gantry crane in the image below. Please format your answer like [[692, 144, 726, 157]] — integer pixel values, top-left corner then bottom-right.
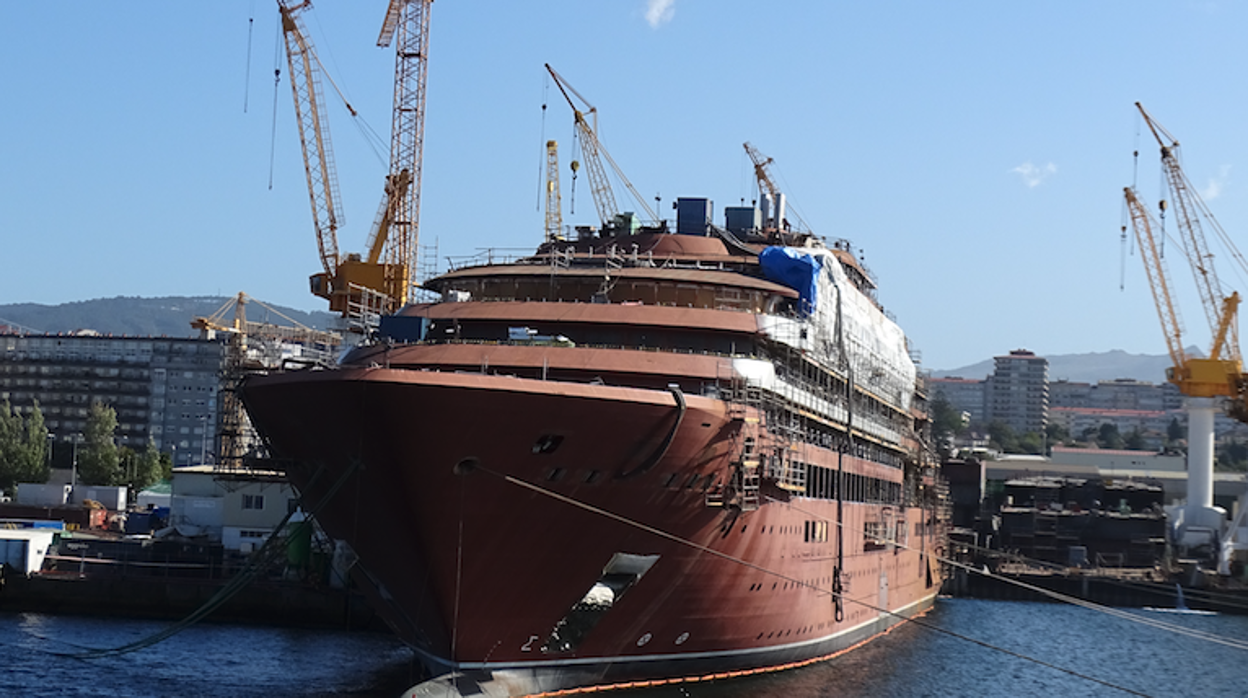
[[191, 292, 342, 470], [544, 64, 656, 229], [1124, 102, 1248, 565], [279, 0, 432, 323]]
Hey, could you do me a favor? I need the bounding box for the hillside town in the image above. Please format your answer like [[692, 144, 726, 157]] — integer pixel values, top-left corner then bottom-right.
[[931, 348, 1248, 463]]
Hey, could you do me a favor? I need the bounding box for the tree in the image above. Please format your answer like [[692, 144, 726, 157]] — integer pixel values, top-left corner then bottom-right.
[[1097, 423, 1125, 450], [78, 401, 121, 486], [1167, 417, 1184, 444], [0, 400, 50, 495], [930, 394, 965, 459], [986, 420, 1020, 453], [1018, 431, 1044, 455], [125, 439, 165, 493], [1217, 439, 1248, 472], [0, 400, 22, 494], [1124, 428, 1146, 451], [1045, 422, 1069, 446]]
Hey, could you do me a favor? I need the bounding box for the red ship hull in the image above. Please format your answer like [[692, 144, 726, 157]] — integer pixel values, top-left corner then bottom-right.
[[244, 364, 943, 696]]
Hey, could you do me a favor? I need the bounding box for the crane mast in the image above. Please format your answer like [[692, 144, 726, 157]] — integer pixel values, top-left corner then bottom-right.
[[545, 140, 563, 242], [373, 0, 432, 307]]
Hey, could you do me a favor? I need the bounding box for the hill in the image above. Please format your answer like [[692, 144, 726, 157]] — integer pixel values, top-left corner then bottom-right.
[[0, 296, 336, 338], [0, 300, 1198, 386], [931, 348, 1201, 384]]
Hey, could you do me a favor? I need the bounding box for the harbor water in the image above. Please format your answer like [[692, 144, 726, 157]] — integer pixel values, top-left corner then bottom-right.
[[1, 598, 1245, 697]]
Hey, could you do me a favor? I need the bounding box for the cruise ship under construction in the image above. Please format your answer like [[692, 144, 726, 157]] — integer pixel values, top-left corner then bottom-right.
[[242, 174, 950, 695]]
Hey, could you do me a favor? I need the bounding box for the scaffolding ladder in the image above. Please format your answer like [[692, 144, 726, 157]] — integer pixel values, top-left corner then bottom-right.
[[710, 367, 761, 511]]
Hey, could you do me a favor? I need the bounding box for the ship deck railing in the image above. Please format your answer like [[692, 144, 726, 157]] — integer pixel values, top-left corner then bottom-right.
[[418, 337, 759, 359], [441, 247, 754, 275]]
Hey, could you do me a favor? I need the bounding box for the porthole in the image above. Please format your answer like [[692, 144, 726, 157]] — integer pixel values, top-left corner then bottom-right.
[[637, 633, 652, 647], [675, 632, 689, 645]]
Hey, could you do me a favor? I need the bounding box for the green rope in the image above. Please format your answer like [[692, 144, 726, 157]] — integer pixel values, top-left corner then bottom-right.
[[48, 459, 358, 660]]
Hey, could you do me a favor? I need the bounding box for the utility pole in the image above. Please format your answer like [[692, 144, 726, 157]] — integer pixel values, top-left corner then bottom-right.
[[71, 433, 81, 489]]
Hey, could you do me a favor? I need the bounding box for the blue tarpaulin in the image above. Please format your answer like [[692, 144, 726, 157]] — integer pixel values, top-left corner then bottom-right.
[[759, 247, 822, 315]]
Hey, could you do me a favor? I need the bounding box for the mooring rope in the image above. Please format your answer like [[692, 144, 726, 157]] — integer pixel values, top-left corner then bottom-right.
[[32, 459, 359, 660], [469, 463, 1157, 697], [773, 498, 1248, 652]]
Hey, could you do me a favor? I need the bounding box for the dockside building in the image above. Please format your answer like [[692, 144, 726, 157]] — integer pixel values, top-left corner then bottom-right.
[[0, 332, 227, 466]]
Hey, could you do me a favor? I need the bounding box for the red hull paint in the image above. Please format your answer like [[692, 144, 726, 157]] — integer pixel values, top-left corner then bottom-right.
[[244, 367, 943, 695]]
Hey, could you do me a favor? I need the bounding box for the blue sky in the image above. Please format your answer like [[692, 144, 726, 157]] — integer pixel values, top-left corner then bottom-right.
[[2, 1, 1247, 372]]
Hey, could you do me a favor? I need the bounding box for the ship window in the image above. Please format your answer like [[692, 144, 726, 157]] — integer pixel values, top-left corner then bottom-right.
[[545, 467, 566, 482], [685, 473, 700, 488], [533, 434, 564, 455], [541, 553, 660, 654], [583, 470, 602, 484], [662, 472, 678, 488]]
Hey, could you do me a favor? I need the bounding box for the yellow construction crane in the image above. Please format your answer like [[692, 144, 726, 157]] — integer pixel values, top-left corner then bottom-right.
[[278, 1, 348, 307], [1122, 187, 1241, 398], [1136, 103, 1247, 354], [279, 0, 431, 321], [1124, 104, 1248, 562], [1128, 103, 1247, 404], [370, 0, 432, 308], [744, 142, 780, 227], [545, 140, 563, 242], [743, 142, 808, 235], [192, 292, 342, 469], [544, 64, 656, 229]]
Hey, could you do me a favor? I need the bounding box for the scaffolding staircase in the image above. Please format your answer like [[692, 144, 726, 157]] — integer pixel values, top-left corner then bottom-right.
[[707, 370, 762, 511]]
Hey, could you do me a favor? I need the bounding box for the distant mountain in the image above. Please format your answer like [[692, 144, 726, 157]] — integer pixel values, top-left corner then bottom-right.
[[932, 348, 1201, 384], [0, 296, 336, 338]]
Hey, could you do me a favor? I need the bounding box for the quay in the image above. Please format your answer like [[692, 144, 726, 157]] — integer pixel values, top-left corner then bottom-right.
[[941, 562, 1248, 612], [0, 570, 383, 630]]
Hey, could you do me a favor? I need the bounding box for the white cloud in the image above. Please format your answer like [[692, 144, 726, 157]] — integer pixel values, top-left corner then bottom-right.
[[1010, 161, 1057, 188], [645, 0, 675, 29], [1201, 164, 1231, 201]]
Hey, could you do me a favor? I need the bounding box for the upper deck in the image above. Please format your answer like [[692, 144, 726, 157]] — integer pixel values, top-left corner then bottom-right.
[[422, 229, 876, 315]]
